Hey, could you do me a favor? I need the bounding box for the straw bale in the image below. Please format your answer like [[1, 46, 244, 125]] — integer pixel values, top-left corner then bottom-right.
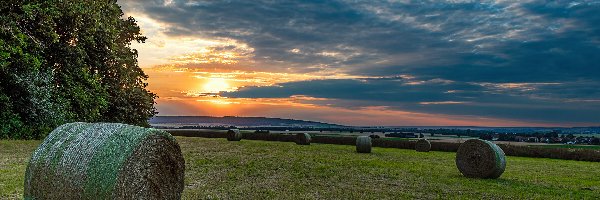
[[227, 129, 242, 141], [455, 139, 506, 179], [295, 133, 311, 145], [24, 122, 185, 199], [356, 136, 372, 153], [415, 139, 431, 152]]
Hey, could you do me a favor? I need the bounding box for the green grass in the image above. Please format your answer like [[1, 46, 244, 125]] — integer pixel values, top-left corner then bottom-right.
[[0, 140, 41, 199], [2, 137, 600, 199], [529, 144, 600, 150]]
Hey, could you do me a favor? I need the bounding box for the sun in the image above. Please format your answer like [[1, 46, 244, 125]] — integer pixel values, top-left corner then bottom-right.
[[203, 78, 231, 93]]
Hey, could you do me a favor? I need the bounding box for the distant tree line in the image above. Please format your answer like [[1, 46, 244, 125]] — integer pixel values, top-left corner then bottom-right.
[[166, 126, 494, 136], [1, 0, 156, 139], [480, 132, 600, 145]]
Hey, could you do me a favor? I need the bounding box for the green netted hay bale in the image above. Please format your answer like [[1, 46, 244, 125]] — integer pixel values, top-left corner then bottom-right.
[[295, 133, 311, 145], [415, 139, 431, 152], [227, 129, 242, 141], [24, 122, 185, 199], [455, 139, 506, 179], [356, 136, 372, 153]]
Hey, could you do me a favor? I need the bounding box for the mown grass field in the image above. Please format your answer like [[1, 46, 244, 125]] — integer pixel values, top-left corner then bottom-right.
[[2, 137, 600, 199]]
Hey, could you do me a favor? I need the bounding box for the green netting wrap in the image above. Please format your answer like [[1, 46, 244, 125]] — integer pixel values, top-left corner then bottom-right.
[[227, 129, 242, 141], [415, 139, 431, 152], [295, 133, 311, 145], [356, 136, 372, 153], [24, 122, 185, 199], [455, 139, 506, 179]]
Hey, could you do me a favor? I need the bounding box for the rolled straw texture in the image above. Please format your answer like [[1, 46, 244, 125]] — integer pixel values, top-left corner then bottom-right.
[[356, 136, 372, 153], [415, 139, 431, 152], [295, 133, 311, 145], [227, 129, 242, 141], [24, 122, 185, 199], [455, 139, 506, 179]]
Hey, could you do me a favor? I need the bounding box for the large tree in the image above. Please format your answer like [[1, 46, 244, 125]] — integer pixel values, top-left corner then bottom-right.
[[0, 0, 156, 139]]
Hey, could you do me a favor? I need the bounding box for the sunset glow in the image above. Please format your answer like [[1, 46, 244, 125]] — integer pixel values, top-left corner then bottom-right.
[[202, 78, 233, 93], [119, 1, 600, 127]]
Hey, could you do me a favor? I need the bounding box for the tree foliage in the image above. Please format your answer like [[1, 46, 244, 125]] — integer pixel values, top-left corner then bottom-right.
[[0, 0, 156, 139]]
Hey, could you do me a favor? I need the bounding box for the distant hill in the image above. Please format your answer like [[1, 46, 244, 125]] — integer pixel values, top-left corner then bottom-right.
[[149, 116, 599, 134], [149, 116, 345, 128]]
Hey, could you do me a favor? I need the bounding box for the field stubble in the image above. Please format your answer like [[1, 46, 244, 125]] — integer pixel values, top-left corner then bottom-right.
[[1, 137, 599, 199]]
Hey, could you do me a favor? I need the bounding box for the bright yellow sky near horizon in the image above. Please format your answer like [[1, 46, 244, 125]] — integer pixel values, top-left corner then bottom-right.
[[122, 7, 579, 127]]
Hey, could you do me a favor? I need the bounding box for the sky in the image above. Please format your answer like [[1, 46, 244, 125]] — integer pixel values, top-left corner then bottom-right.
[[118, 0, 600, 127]]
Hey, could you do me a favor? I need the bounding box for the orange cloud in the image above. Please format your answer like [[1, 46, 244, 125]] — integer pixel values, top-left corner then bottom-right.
[[154, 96, 559, 127], [168, 43, 255, 65]]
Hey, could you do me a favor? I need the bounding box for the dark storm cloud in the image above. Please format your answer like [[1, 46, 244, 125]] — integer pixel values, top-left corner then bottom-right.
[[347, 1, 600, 82], [120, 0, 600, 125], [224, 78, 480, 103], [121, 0, 449, 72], [121, 0, 600, 80], [222, 78, 600, 123]]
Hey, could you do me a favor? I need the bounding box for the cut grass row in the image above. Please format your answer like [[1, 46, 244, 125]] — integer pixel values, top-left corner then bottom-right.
[[178, 137, 600, 199], [2, 137, 600, 199]]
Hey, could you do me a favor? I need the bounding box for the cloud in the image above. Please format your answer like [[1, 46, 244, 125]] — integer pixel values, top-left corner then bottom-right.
[[121, 0, 600, 77], [119, 0, 600, 125], [222, 77, 600, 124]]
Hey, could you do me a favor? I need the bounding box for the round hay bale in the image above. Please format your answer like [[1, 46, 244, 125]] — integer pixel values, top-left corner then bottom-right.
[[415, 139, 431, 152], [455, 139, 506, 179], [227, 129, 242, 141], [295, 133, 311, 145], [356, 136, 372, 153], [24, 122, 185, 199]]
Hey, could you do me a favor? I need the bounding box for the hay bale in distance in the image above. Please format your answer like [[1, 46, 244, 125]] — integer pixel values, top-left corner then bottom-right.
[[455, 139, 506, 179], [356, 136, 372, 153], [415, 139, 431, 152], [24, 122, 185, 199], [295, 133, 311, 145], [227, 129, 242, 141]]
